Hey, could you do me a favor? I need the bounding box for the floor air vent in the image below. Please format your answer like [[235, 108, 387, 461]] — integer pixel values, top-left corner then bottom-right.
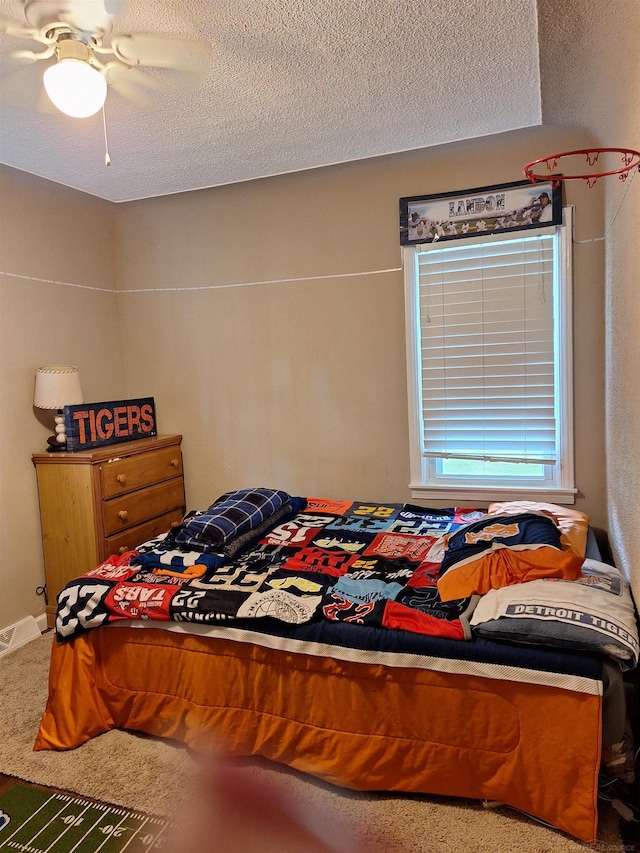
[[0, 616, 41, 658]]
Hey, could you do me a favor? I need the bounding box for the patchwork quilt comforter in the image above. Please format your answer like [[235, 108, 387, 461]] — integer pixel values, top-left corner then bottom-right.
[[55, 488, 584, 644]]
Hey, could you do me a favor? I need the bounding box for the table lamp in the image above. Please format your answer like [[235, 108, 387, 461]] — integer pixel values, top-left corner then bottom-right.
[[34, 364, 83, 451]]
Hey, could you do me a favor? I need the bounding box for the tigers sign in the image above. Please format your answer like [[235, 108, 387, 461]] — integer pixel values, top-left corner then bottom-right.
[[63, 397, 157, 452]]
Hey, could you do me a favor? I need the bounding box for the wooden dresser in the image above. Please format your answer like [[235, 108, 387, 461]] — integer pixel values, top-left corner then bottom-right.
[[32, 434, 186, 628]]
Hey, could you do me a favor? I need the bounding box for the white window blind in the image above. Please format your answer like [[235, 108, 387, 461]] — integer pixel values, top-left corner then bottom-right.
[[416, 232, 556, 465]]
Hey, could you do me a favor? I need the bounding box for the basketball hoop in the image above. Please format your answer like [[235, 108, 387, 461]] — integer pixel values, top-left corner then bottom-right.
[[523, 147, 640, 189]]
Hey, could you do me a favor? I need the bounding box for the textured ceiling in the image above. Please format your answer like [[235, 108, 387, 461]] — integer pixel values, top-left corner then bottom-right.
[[0, 0, 542, 203]]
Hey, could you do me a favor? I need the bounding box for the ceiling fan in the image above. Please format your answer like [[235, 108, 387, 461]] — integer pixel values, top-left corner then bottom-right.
[[0, 0, 210, 118]]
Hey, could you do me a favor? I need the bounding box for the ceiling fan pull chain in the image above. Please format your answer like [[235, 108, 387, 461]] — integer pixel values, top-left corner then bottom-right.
[[102, 104, 111, 166]]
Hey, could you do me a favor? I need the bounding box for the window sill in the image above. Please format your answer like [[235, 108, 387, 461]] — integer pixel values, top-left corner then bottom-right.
[[409, 483, 577, 505]]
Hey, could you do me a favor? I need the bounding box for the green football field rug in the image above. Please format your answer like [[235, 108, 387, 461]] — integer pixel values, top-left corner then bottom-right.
[[0, 775, 175, 852]]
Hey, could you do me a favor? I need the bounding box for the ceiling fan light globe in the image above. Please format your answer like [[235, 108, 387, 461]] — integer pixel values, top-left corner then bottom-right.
[[43, 59, 107, 118]]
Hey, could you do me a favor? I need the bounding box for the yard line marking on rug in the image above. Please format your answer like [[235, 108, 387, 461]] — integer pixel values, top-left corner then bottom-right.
[[0, 789, 66, 850], [0, 780, 175, 852], [65, 800, 120, 853], [37, 798, 94, 852]]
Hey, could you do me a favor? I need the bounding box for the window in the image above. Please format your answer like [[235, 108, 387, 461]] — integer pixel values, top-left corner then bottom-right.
[[403, 208, 575, 503]]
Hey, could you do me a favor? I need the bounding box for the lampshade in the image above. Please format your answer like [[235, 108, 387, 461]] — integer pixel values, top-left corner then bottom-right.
[[34, 365, 83, 410], [43, 39, 107, 118]]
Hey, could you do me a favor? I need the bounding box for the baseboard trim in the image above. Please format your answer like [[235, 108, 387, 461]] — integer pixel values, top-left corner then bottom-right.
[[35, 613, 48, 634]]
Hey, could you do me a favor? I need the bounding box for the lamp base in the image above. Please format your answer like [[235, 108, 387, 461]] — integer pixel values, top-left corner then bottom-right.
[[46, 435, 67, 452]]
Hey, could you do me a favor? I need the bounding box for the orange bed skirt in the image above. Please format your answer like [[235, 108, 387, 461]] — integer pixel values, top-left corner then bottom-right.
[[35, 627, 602, 843]]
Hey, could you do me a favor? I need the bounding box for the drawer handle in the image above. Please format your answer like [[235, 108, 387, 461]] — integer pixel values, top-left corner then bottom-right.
[[118, 510, 129, 522], [116, 474, 127, 485], [119, 545, 129, 554], [170, 458, 180, 468]]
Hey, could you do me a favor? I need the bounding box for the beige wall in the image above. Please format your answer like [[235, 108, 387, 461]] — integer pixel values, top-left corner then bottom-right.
[[538, 0, 640, 590], [115, 123, 606, 520], [1, 124, 609, 631], [0, 167, 126, 628]]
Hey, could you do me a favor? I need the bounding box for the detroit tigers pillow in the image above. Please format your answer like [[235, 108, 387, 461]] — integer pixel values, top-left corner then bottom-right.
[[470, 558, 639, 668]]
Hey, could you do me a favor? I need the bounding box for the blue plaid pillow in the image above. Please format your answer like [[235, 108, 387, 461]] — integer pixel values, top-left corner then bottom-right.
[[169, 488, 291, 550]]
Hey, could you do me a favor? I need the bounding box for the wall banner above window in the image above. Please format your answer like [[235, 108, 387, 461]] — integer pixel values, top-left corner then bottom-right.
[[399, 178, 562, 245]]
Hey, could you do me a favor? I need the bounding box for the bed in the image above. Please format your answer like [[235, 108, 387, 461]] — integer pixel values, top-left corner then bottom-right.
[[34, 490, 639, 844]]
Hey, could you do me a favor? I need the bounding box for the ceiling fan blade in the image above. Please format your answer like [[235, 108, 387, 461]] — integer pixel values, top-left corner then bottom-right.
[[110, 32, 210, 75], [105, 62, 174, 92], [0, 61, 55, 112], [0, 15, 39, 39], [104, 62, 170, 109], [9, 44, 56, 63]]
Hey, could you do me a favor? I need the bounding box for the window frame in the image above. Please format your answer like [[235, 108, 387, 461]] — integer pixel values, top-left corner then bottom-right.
[[403, 206, 576, 504]]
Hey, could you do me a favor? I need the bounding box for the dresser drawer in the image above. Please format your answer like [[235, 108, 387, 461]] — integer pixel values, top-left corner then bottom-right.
[[104, 508, 184, 557], [102, 478, 186, 536], [101, 446, 183, 498]]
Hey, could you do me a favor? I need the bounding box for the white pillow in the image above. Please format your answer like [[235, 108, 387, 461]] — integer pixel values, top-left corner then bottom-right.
[[471, 558, 639, 668]]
